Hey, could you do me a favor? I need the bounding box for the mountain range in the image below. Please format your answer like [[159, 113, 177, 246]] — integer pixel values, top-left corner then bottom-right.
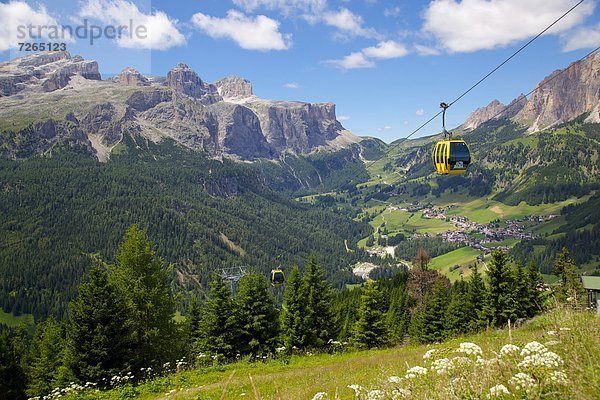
[[0, 51, 359, 162]]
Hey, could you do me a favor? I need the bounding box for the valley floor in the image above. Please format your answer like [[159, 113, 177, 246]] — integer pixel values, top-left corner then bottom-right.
[[67, 308, 600, 400]]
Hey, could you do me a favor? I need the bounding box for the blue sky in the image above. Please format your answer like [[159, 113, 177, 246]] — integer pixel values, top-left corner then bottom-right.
[[1, 0, 600, 142]]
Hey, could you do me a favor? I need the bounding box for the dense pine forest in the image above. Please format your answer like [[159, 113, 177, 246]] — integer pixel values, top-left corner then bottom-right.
[[0, 225, 587, 399], [0, 136, 371, 320]]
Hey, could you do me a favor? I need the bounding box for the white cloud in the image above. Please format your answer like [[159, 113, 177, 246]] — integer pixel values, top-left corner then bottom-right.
[[325, 51, 375, 69], [563, 24, 600, 51], [0, 1, 65, 52], [363, 40, 408, 59], [422, 0, 595, 53], [338, 115, 351, 121], [323, 8, 381, 39], [232, 0, 326, 22], [78, 0, 185, 50], [191, 10, 291, 51], [384, 6, 401, 18], [325, 40, 408, 69], [377, 125, 392, 132], [415, 108, 424, 116], [284, 82, 300, 88], [414, 44, 440, 56]]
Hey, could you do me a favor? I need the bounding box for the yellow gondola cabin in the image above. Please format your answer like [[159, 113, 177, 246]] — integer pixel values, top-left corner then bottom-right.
[[432, 139, 471, 175]]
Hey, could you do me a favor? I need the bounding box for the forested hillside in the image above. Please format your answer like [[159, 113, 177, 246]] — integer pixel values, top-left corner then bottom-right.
[[0, 134, 371, 319]]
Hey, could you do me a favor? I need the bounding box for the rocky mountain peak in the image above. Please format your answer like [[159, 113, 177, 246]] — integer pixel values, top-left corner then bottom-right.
[[114, 67, 149, 87], [214, 76, 253, 100], [0, 51, 101, 96], [463, 100, 506, 130], [164, 63, 222, 105]]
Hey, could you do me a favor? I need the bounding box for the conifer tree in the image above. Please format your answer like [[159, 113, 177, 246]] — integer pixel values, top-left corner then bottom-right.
[[235, 273, 279, 356], [109, 225, 177, 369], [195, 272, 239, 359], [0, 331, 27, 400], [302, 258, 334, 347], [487, 251, 519, 326], [67, 265, 132, 383], [513, 262, 529, 319], [385, 286, 411, 344], [553, 248, 585, 307], [23, 317, 69, 397], [445, 279, 471, 336], [410, 280, 449, 344], [352, 281, 390, 348], [467, 264, 489, 331], [281, 267, 308, 349], [524, 261, 544, 317], [187, 294, 202, 343]]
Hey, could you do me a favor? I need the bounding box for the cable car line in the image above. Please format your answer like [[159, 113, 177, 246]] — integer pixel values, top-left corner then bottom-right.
[[360, 0, 588, 174]]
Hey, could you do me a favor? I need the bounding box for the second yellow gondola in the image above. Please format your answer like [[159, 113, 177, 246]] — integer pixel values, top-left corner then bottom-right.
[[270, 268, 285, 286]]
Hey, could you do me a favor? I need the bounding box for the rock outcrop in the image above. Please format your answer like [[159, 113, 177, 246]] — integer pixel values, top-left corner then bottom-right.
[[0, 51, 101, 96], [214, 76, 253, 99], [164, 63, 222, 105], [113, 67, 150, 87], [464, 52, 600, 131]]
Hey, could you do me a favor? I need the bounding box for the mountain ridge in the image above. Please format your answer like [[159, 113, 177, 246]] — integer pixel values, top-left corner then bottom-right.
[[0, 51, 359, 162]]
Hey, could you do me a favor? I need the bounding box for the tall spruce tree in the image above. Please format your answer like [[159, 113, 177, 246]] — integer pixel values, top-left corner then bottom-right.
[[23, 317, 69, 397], [109, 225, 177, 369], [445, 279, 471, 336], [524, 261, 544, 317], [0, 331, 27, 400], [281, 267, 309, 349], [553, 248, 585, 307], [352, 281, 390, 348], [235, 273, 279, 356], [385, 286, 411, 344], [487, 251, 519, 326], [67, 265, 132, 384], [302, 258, 334, 347], [467, 264, 489, 331], [410, 280, 449, 344], [195, 272, 239, 359]]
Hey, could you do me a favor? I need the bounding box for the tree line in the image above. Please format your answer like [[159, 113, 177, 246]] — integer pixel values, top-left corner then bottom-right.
[[0, 226, 586, 399]]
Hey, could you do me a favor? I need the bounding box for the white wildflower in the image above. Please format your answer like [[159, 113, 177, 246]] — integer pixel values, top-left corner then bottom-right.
[[388, 376, 402, 384], [452, 356, 471, 366], [520, 341, 548, 356], [548, 370, 568, 385], [456, 342, 483, 356], [519, 351, 563, 370], [431, 358, 454, 375], [509, 372, 537, 393], [547, 330, 557, 335], [311, 392, 328, 400], [405, 366, 428, 379], [559, 327, 571, 332], [545, 340, 560, 346], [487, 384, 510, 398], [366, 389, 384, 400], [276, 347, 286, 352], [423, 349, 437, 359], [347, 384, 364, 397], [500, 344, 520, 357]]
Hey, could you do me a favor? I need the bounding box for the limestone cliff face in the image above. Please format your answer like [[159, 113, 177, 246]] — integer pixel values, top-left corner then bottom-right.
[[214, 76, 253, 99], [515, 52, 600, 130], [164, 63, 222, 105], [463, 52, 600, 131], [0, 54, 355, 161], [0, 51, 101, 96], [113, 67, 150, 87]]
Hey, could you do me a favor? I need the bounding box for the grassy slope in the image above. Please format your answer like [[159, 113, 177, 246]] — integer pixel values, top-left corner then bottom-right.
[[0, 307, 34, 327], [67, 309, 600, 400]]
